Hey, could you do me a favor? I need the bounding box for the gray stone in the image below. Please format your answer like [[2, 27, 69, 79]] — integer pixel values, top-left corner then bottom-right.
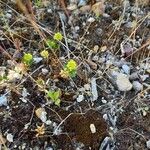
[[0, 95, 8, 106], [122, 64, 130, 74], [116, 73, 132, 91], [78, 0, 87, 7], [146, 140, 150, 149], [132, 81, 143, 91]]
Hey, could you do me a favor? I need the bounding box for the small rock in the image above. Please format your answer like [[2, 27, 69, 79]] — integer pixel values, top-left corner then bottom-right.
[[6, 133, 13, 143], [35, 108, 47, 123], [74, 26, 80, 32], [90, 124, 96, 134], [78, 0, 87, 7], [77, 94, 84, 102], [45, 120, 52, 125], [100, 46, 107, 52], [0, 95, 8, 106], [42, 68, 49, 75], [146, 140, 150, 149], [103, 114, 108, 121], [33, 57, 43, 64], [47, 9, 52, 13], [122, 64, 130, 74], [93, 45, 99, 52], [102, 99, 107, 104], [116, 73, 132, 91], [92, 55, 99, 61], [87, 17, 95, 23], [6, 13, 12, 19], [84, 84, 91, 91], [129, 72, 139, 80], [132, 81, 143, 91]]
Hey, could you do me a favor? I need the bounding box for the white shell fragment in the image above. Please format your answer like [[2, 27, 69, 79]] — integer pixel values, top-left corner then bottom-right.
[[91, 78, 98, 101], [90, 124, 96, 134], [6, 133, 13, 143]]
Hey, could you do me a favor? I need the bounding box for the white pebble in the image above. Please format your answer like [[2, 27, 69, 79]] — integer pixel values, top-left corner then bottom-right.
[[42, 68, 49, 75], [102, 99, 107, 104], [77, 94, 84, 102], [87, 17, 95, 23], [7, 133, 13, 143], [90, 124, 96, 134]]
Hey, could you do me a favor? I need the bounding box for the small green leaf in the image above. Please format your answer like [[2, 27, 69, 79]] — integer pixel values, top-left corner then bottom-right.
[[47, 91, 54, 100], [46, 90, 61, 106], [54, 99, 61, 106], [53, 90, 60, 100], [46, 39, 59, 49]]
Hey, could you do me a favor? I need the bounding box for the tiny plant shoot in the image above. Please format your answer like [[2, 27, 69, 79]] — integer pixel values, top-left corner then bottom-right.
[[35, 0, 42, 7], [40, 50, 49, 59], [45, 32, 63, 50], [46, 90, 61, 106], [60, 59, 77, 78], [46, 39, 59, 49], [53, 32, 63, 41], [22, 53, 33, 66]]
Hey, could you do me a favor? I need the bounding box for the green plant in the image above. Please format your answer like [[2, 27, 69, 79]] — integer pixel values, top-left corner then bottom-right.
[[46, 39, 59, 49], [40, 50, 49, 59], [46, 90, 61, 106], [35, 0, 42, 7], [0, 75, 7, 82], [53, 32, 63, 41], [60, 59, 77, 78], [22, 53, 33, 66]]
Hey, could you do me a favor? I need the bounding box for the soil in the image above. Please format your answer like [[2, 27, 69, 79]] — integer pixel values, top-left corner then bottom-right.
[[0, 0, 150, 150]]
